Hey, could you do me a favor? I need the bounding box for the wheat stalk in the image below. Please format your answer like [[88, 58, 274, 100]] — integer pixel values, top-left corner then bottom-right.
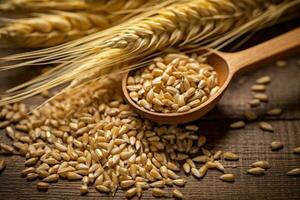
[[0, 0, 299, 104]]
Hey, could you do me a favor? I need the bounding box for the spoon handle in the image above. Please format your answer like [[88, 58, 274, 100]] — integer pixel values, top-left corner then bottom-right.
[[221, 28, 300, 75]]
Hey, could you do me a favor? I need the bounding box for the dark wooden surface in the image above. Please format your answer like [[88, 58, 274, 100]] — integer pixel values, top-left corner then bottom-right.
[[0, 25, 300, 200]]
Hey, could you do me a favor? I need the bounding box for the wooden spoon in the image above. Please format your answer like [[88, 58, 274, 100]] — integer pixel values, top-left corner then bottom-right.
[[122, 28, 300, 124]]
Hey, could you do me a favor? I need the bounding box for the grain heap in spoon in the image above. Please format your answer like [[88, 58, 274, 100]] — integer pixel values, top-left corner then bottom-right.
[[127, 53, 219, 113]]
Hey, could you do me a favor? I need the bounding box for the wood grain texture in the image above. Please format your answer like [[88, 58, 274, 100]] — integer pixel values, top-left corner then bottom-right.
[[0, 24, 300, 200]]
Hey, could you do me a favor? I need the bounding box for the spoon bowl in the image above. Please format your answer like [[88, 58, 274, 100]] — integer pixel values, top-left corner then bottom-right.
[[122, 28, 300, 124], [122, 49, 231, 124]]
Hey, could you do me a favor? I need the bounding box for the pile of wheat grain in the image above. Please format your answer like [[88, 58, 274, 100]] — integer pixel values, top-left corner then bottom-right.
[[127, 53, 219, 113], [0, 74, 240, 199]]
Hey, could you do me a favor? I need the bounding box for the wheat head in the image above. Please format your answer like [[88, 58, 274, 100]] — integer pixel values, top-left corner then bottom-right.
[[0, 11, 116, 48], [0, 0, 158, 48], [0, 0, 152, 12], [0, 0, 298, 104]]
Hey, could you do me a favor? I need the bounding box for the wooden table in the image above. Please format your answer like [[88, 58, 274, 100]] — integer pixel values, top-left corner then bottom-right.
[[0, 23, 299, 200]]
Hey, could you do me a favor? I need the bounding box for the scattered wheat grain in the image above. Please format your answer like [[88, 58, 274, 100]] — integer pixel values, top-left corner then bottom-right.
[[259, 122, 274, 132], [230, 121, 246, 129], [251, 161, 270, 169], [223, 152, 239, 161], [276, 60, 287, 68], [219, 174, 235, 182], [270, 141, 283, 151], [286, 168, 300, 176], [293, 147, 300, 154], [253, 93, 268, 102], [267, 108, 282, 116], [256, 76, 271, 84], [247, 167, 265, 175], [37, 182, 49, 191]]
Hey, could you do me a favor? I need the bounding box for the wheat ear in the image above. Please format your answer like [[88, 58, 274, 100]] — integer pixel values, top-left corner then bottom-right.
[[0, 0, 152, 12], [0, 0, 299, 104], [0, 0, 159, 48], [0, 11, 117, 48]]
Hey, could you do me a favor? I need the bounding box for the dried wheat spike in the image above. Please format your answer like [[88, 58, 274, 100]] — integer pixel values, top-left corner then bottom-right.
[[0, 0, 151, 12], [0, 0, 159, 48], [0, 11, 115, 48], [72, 0, 297, 87]]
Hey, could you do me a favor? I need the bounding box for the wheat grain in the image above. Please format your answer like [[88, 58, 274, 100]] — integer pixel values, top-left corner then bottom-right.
[[244, 110, 257, 121], [247, 167, 265, 175], [80, 185, 88, 196], [253, 93, 268, 102], [0, 143, 14, 154], [36, 182, 49, 191], [192, 155, 209, 163], [21, 167, 35, 176], [213, 150, 222, 160], [251, 84, 267, 92], [1, 0, 297, 104], [197, 135, 207, 147], [26, 173, 39, 181], [251, 161, 270, 169], [172, 179, 186, 187], [183, 163, 190, 174], [249, 99, 260, 107], [173, 189, 183, 199], [293, 147, 300, 154], [25, 157, 39, 166], [152, 188, 167, 197], [259, 122, 274, 132], [0, 121, 10, 129], [206, 161, 217, 169], [286, 168, 300, 176], [199, 164, 208, 178], [230, 121, 246, 129], [267, 108, 283, 116], [256, 76, 271, 84], [276, 60, 287, 68], [270, 141, 283, 151], [219, 174, 235, 182], [42, 174, 59, 182], [215, 161, 225, 172], [36, 169, 49, 178], [150, 180, 165, 188], [126, 187, 137, 199], [223, 152, 239, 161]]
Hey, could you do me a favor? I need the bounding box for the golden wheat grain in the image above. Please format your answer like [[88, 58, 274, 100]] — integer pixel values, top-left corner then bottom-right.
[[0, 0, 298, 105]]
